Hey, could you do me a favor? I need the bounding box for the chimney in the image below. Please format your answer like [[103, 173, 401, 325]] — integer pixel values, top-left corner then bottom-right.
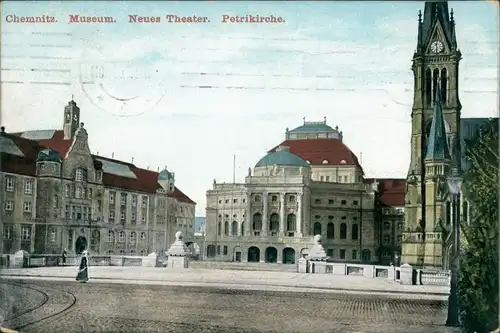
[[131, 157, 134, 163], [112, 152, 114, 158]]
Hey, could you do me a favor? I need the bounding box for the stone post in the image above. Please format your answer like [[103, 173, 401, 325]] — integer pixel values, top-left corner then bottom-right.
[[399, 263, 414, 285], [262, 191, 268, 236], [279, 192, 286, 236], [296, 193, 303, 237], [245, 191, 251, 236], [166, 231, 189, 269]]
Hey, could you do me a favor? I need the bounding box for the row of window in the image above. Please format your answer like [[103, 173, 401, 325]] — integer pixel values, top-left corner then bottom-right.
[[109, 192, 148, 207], [327, 248, 358, 260], [106, 249, 147, 256], [5, 176, 34, 194], [383, 234, 402, 244], [3, 225, 31, 241], [384, 222, 404, 231], [317, 175, 350, 183], [313, 198, 359, 206], [108, 210, 146, 223], [4, 200, 33, 213], [64, 184, 93, 199], [107, 230, 147, 243], [64, 205, 93, 221]]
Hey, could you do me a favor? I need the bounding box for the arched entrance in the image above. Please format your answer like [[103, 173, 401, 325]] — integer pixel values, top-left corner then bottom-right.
[[206, 245, 216, 258], [265, 247, 277, 263], [233, 246, 242, 262], [75, 236, 87, 254], [247, 246, 260, 262], [186, 242, 200, 259], [282, 247, 295, 264]]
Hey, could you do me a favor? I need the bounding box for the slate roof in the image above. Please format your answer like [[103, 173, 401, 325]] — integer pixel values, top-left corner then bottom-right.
[[269, 139, 362, 170], [1, 129, 195, 204]]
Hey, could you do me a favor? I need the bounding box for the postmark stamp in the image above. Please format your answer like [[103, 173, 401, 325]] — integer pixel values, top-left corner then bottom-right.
[[78, 33, 167, 117]]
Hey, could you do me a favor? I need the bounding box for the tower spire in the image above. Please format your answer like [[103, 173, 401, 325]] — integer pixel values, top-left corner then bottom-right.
[[420, 1, 453, 47], [425, 79, 451, 161]]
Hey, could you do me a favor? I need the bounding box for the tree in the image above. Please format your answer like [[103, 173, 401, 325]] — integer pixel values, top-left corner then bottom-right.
[[457, 119, 499, 333]]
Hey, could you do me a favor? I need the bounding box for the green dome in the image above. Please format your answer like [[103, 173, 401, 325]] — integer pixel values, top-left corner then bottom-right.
[[255, 146, 309, 168], [36, 148, 61, 163], [289, 123, 335, 133], [158, 168, 174, 180]]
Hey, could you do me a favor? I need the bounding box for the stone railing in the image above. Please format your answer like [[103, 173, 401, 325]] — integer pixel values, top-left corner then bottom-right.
[[1, 253, 157, 269], [297, 260, 449, 286], [419, 269, 451, 285]]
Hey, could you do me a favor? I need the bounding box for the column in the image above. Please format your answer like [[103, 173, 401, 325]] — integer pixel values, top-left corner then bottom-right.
[[296, 193, 303, 237], [245, 191, 251, 236], [279, 192, 286, 236], [262, 192, 268, 236]]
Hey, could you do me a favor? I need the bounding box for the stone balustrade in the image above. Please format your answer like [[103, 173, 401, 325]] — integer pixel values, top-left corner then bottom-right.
[[0, 252, 157, 269], [296, 259, 450, 287]]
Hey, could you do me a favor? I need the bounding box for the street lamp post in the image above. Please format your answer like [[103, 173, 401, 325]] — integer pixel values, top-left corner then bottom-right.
[[445, 167, 463, 327]]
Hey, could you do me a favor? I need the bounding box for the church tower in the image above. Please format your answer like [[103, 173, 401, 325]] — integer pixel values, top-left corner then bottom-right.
[[63, 99, 80, 140], [402, 1, 462, 267]]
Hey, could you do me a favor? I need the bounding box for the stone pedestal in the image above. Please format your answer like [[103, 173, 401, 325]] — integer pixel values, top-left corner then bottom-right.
[[399, 263, 413, 285], [167, 231, 189, 269], [297, 257, 309, 273], [9, 250, 27, 268], [307, 235, 328, 274]]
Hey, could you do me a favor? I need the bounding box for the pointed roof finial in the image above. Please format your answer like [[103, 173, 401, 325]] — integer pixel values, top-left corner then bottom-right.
[[164, 165, 167, 170], [450, 8, 454, 21], [303, 117, 306, 124], [418, 10, 422, 23], [425, 77, 451, 161], [71, 94, 74, 101], [323, 116, 326, 123]]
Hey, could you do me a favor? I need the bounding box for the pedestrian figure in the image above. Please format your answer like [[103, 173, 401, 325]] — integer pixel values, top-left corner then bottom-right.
[[76, 250, 89, 283], [62, 248, 68, 265]]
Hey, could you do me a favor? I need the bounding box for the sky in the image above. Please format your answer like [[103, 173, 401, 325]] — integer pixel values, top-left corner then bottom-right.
[[1, 1, 498, 217]]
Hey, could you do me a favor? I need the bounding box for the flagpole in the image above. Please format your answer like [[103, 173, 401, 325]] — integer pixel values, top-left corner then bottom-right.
[[233, 154, 236, 184]]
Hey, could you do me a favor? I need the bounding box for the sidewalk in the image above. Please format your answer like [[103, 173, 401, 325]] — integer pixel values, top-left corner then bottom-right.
[[0, 266, 450, 299]]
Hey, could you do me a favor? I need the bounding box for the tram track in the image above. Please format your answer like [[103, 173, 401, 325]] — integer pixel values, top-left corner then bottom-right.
[[0, 280, 77, 331]]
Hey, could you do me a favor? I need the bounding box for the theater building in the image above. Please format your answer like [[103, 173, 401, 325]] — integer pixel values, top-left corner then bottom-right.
[[204, 120, 405, 264]]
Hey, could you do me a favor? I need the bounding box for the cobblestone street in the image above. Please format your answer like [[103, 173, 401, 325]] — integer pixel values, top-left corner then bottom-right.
[[0, 280, 458, 333]]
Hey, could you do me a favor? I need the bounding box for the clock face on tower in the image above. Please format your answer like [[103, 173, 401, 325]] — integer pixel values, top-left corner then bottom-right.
[[430, 41, 444, 54]]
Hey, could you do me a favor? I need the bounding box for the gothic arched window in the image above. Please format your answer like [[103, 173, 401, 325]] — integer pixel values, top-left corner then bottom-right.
[[425, 68, 432, 107], [432, 68, 440, 103], [327, 223, 334, 239], [441, 68, 447, 104], [252, 213, 262, 230], [313, 222, 321, 235]]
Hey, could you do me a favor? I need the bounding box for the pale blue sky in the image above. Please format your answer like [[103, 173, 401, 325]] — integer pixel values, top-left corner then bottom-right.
[[1, 1, 498, 216]]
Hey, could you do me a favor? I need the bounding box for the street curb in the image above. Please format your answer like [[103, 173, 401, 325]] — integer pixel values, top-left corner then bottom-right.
[[0, 274, 450, 297]]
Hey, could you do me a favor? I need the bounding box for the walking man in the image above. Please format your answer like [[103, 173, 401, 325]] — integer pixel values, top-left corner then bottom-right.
[[62, 248, 68, 265]]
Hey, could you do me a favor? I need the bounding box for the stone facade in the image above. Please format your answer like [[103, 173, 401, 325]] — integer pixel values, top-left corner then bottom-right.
[[204, 121, 405, 265], [0, 101, 196, 256]]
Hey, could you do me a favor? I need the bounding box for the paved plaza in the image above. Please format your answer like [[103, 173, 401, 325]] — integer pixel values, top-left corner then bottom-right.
[[0, 266, 449, 299], [0, 279, 459, 333]]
